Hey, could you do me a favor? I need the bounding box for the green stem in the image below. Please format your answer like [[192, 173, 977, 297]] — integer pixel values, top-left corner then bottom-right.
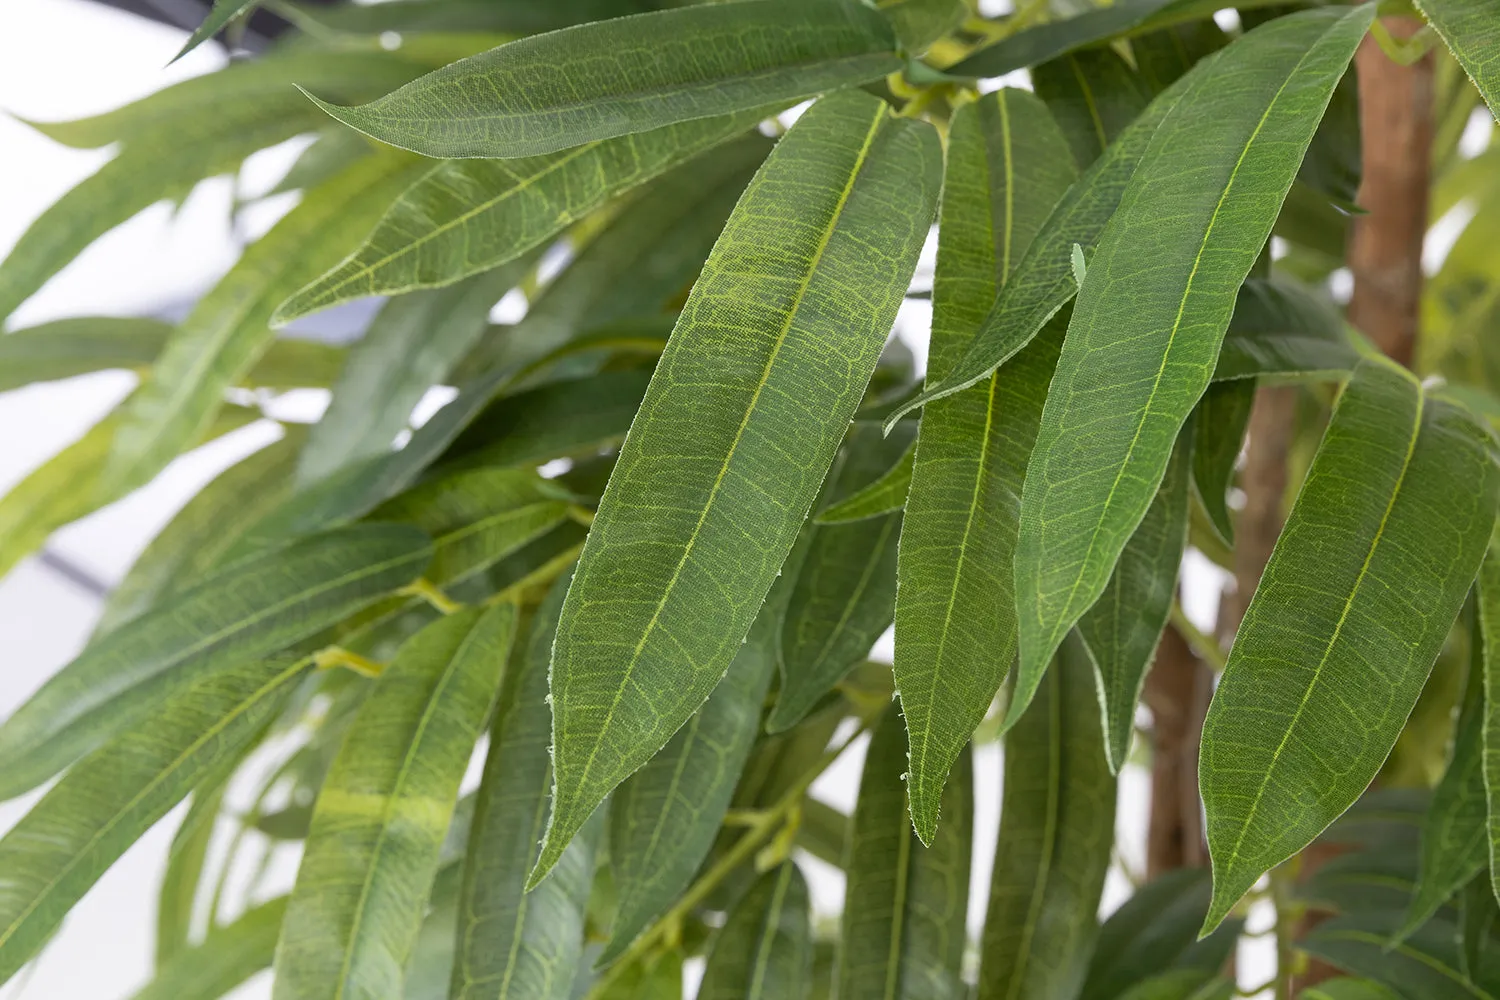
[[399, 578, 464, 615], [1169, 602, 1227, 673]]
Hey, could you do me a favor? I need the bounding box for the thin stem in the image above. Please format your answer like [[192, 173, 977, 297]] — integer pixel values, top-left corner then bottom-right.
[[1269, 862, 1302, 1000], [399, 578, 464, 615], [1169, 602, 1227, 673], [313, 646, 386, 678], [584, 718, 875, 997]]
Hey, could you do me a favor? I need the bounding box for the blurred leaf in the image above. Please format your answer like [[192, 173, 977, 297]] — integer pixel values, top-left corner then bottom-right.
[[1298, 980, 1402, 1000], [104, 153, 426, 497], [1215, 276, 1358, 383], [698, 862, 813, 1000], [174, 0, 259, 62], [268, 128, 374, 197], [1300, 910, 1500, 999], [1033, 47, 1150, 170], [1417, 0, 1500, 120], [307, 0, 899, 158], [1010, 7, 1373, 730], [839, 703, 971, 999], [772, 423, 912, 732], [0, 523, 431, 800], [814, 436, 914, 524], [878, 0, 965, 52], [977, 632, 1115, 1000], [297, 263, 526, 485], [535, 90, 940, 882], [402, 865, 462, 1000], [155, 747, 248, 967], [98, 429, 306, 637], [1080, 424, 1191, 773], [1201, 359, 1500, 931], [450, 576, 599, 1000], [276, 111, 768, 322], [1190, 380, 1253, 547], [951, 0, 1178, 79], [897, 88, 1076, 840], [0, 657, 308, 983], [295, 0, 656, 36], [133, 897, 287, 1000], [1117, 972, 1233, 1000], [1082, 868, 1239, 1000], [275, 604, 516, 1000]]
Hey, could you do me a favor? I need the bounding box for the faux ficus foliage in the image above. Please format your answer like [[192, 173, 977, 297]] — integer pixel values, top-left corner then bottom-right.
[[4, 0, 1500, 996]]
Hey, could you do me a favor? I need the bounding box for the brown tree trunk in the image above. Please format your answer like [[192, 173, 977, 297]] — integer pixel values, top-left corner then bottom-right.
[[1143, 625, 1210, 879], [1289, 18, 1434, 994]]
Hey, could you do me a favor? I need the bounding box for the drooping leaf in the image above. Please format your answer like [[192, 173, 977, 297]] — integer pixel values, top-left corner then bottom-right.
[[450, 575, 599, 1000], [698, 862, 813, 1000], [1215, 275, 1358, 383], [1397, 625, 1488, 941], [1190, 381, 1253, 547], [297, 263, 526, 485], [0, 657, 308, 983], [1200, 358, 1500, 932], [1033, 47, 1151, 170], [275, 111, 770, 323], [0, 393, 256, 581], [0, 523, 431, 801], [0, 318, 173, 391], [403, 866, 462, 1000], [441, 369, 652, 472], [839, 702, 972, 999], [882, 50, 1208, 428], [950, 0, 1178, 79], [813, 436, 914, 524], [772, 423, 912, 732], [103, 153, 426, 497], [604, 580, 785, 963], [977, 632, 1116, 1000], [1081, 868, 1241, 1000], [305, 0, 900, 158], [133, 897, 287, 1000], [274, 604, 516, 1000], [535, 90, 940, 882], [372, 467, 574, 588], [1079, 423, 1192, 773], [1298, 66, 1362, 207], [98, 429, 306, 637], [1300, 911, 1500, 1000], [1010, 6, 1375, 728], [174, 0, 258, 62], [1415, 0, 1500, 121], [896, 88, 1077, 841]]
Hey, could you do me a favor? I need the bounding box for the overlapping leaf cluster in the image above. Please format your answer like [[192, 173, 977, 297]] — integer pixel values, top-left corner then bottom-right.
[[2, 0, 1500, 996]]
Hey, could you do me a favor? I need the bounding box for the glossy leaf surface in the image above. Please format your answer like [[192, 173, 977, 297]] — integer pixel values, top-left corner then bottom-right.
[[537, 90, 940, 881], [1201, 359, 1500, 931], [1011, 7, 1374, 727], [274, 604, 516, 1000]]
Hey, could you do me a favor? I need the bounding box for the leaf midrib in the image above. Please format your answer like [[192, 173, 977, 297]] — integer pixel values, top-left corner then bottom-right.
[[567, 100, 889, 813], [747, 863, 795, 998]]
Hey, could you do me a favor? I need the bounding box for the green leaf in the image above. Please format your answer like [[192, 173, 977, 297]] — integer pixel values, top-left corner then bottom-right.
[[1079, 423, 1192, 773], [877, 0, 965, 53], [771, 423, 912, 733], [450, 576, 599, 1000], [604, 588, 783, 963], [1484, 538, 1500, 907], [950, 0, 1177, 79], [1460, 872, 1499, 982], [1009, 6, 1375, 729], [813, 436, 915, 524], [977, 632, 1116, 1000], [1397, 634, 1487, 941], [839, 702, 972, 999], [1082, 868, 1241, 1000], [535, 90, 940, 882], [297, 264, 525, 485], [0, 317, 168, 391], [1215, 275, 1358, 383], [897, 88, 1077, 841], [299, 0, 656, 37], [274, 604, 516, 1000], [274, 111, 768, 323], [1297, 66, 1362, 207], [1299, 979, 1402, 1000], [1116, 971, 1233, 1000], [592, 948, 683, 999], [0, 657, 308, 984], [1190, 380, 1253, 547], [103, 153, 426, 496], [1033, 47, 1151, 170], [403, 866, 462, 1000], [98, 430, 306, 637], [699, 861, 813, 1000], [174, 0, 258, 62], [305, 0, 899, 158], [371, 467, 573, 587], [1415, 0, 1500, 121], [155, 747, 247, 967], [0, 393, 257, 581], [1300, 911, 1500, 1000], [441, 370, 651, 472], [881, 49, 1208, 429], [1200, 358, 1500, 933], [132, 897, 286, 1000], [0, 523, 431, 801]]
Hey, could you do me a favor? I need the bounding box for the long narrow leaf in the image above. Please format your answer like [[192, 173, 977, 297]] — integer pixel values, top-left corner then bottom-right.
[[699, 862, 813, 1000]]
